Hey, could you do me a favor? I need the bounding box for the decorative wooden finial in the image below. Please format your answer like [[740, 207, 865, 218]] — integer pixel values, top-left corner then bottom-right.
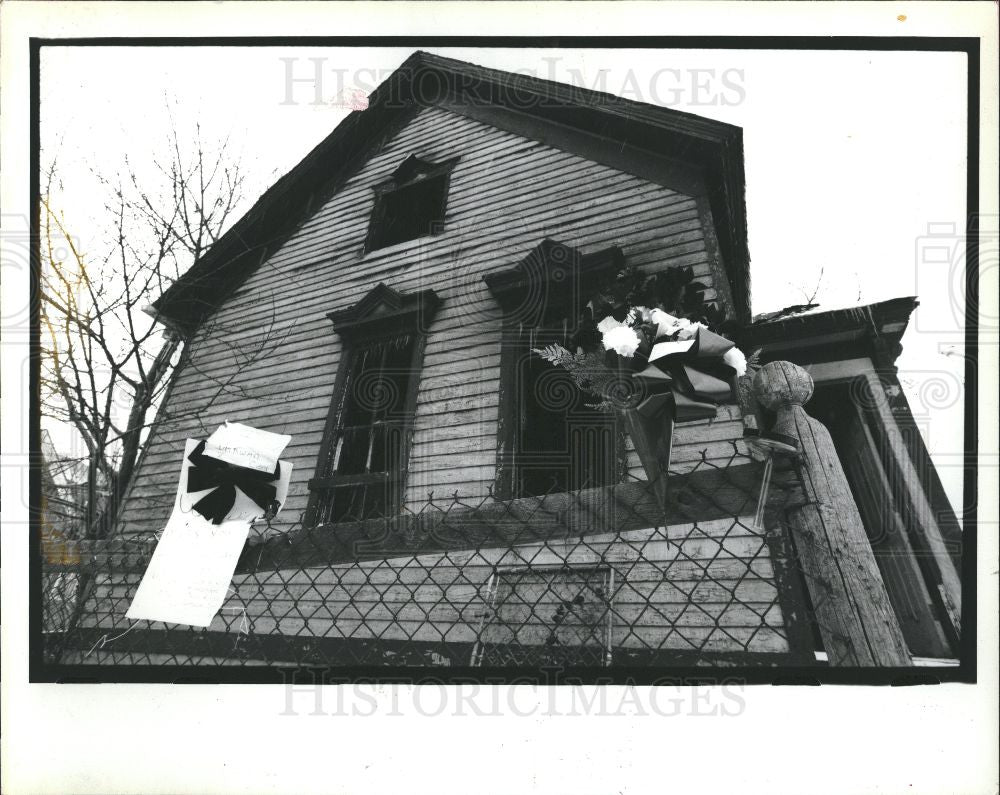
[[751, 361, 814, 455]]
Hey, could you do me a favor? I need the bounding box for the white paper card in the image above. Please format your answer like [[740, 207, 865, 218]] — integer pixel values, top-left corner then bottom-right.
[[648, 338, 695, 363], [204, 421, 291, 473], [125, 438, 292, 627], [124, 512, 255, 627]]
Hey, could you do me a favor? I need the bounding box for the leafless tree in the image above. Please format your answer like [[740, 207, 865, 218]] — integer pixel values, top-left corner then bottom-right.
[[40, 122, 247, 538]]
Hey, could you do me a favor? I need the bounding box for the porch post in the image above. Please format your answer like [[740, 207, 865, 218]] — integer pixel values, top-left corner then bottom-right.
[[752, 361, 912, 666]]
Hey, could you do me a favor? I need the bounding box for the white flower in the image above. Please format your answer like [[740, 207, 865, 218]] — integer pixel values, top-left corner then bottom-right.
[[675, 318, 699, 339], [602, 325, 641, 358], [597, 315, 625, 335], [723, 346, 748, 377], [647, 308, 676, 336], [649, 309, 706, 340], [598, 310, 643, 334], [646, 309, 675, 337], [684, 320, 709, 339]]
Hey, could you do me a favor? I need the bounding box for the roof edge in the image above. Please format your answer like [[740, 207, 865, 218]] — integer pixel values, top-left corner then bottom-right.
[[153, 50, 750, 333], [742, 297, 919, 366]]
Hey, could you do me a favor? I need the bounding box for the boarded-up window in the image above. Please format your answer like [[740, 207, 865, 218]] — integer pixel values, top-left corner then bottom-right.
[[472, 566, 614, 667]]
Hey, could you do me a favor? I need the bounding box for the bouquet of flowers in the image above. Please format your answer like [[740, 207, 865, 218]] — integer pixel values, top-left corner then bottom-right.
[[533, 264, 751, 493]]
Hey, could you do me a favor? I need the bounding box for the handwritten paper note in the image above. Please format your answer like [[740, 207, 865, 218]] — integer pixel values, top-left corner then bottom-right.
[[126, 438, 292, 627], [648, 339, 695, 363], [125, 512, 255, 626], [204, 421, 291, 474]]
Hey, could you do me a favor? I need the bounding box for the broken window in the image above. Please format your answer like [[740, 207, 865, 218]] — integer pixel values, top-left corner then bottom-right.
[[309, 284, 440, 524], [365, 155, 457, 252], [316, 335, 416, 522], [485, 240, 626, 498]]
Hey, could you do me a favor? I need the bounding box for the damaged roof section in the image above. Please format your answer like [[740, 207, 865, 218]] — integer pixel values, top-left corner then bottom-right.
[[742, 296, 920, 365]]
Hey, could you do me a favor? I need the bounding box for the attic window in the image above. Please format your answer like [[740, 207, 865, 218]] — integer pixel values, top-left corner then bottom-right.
[[365, 155, 458, 252]]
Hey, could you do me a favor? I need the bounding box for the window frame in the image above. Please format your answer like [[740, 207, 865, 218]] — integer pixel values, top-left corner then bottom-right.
[[484, 239, 627, 499], [363, 155, 460, 253], [470, 563, 615, 667], [306, 283, 441, 526]]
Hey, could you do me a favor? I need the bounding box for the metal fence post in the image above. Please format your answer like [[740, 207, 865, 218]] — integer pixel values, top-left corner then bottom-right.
[[752, 361, 912, 666]]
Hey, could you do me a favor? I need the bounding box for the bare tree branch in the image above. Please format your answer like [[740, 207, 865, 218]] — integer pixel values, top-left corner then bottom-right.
[[40, 116, 253, 538]]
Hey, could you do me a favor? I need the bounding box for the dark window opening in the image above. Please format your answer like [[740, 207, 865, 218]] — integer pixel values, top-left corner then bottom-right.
[[511, 315, 619, 498], [485, 240, 626, 500], [316, 334, 416, 523], [366, 159, 454, 252]]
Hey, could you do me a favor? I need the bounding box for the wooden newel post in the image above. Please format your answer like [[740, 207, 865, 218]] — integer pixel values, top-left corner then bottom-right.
[[752, 361, 912, 667]]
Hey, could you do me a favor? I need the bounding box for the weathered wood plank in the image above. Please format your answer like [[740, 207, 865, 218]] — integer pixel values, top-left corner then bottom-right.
[[243, 467, 759, 570], [116, 103, 728, 536], [753, 361, 911, 667], [211, 570, 778, 608], [96, 462, 796, 572], [61, 625, 790, 668], [220, 600, 783, 632]]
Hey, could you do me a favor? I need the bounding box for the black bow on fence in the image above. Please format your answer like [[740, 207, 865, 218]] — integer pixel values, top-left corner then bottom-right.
[[186, 440, 281, 524]]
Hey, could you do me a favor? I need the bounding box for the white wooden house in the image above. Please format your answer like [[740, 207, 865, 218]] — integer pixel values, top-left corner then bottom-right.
[[53, 52, 961, 669]]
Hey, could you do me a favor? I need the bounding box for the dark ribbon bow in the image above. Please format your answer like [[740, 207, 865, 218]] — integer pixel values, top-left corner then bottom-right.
[[186, 440, 281, 524], [632, 327, 738, 422]]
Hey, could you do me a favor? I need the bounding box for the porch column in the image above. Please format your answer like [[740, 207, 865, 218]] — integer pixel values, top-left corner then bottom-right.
[[753, 361, 912, 666]]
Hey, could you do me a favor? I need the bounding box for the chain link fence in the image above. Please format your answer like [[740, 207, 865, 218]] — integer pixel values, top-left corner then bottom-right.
[[39, 441, 825, 670]]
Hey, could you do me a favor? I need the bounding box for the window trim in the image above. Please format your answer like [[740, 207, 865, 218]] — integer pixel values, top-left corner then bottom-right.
[[484, 239, 626, 499], [363, 155, 460, 253], [306, 283, 441, 526], [470, 563, 615, 667]]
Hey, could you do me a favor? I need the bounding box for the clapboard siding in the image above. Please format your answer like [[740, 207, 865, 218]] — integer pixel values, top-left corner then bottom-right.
[[76, 517, 788, 661], [163, 221, 713, 382], [132, 407, 743, 480], [117, 104, 737, 537]]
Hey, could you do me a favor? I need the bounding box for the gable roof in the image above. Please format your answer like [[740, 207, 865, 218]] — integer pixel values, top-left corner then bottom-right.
[[151, 50, 750, 334]]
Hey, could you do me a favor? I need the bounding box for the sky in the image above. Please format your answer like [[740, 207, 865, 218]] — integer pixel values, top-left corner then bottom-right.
[[38, 45, 970, 513]]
